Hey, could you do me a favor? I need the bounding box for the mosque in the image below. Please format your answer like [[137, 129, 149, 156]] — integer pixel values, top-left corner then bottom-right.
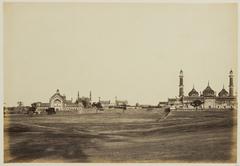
[[160, 70, 237, 110]]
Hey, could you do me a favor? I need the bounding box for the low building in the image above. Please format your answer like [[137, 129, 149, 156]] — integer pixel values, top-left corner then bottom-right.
[[99, 100, 111, 108], [158, 101, 168, 108], [32, 102, 50, 112], [115, 100, 128, 106]]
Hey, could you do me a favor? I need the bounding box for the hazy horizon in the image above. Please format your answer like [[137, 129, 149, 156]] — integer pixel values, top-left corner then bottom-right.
[[4, 3, 237, 106]]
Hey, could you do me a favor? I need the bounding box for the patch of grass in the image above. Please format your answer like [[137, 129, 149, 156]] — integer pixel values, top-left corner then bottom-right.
[[4, 109, 236, 163]]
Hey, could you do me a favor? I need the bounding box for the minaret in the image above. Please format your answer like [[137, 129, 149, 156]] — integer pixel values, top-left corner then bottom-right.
[[77, 91, 80, 100], [229, 70, 234, 97], [115, 96, 118, 105], [179, 70, 184, 97], [89, 91, 92, 101]]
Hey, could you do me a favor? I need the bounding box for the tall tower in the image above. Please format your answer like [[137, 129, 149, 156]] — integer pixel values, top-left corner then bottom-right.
[[77, 91, 80, 100], [229, 70, 234, 97], [179, 70, 184, 97], [89, 91, 92, 101]]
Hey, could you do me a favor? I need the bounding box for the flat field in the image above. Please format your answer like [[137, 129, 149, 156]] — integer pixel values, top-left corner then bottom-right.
[[4, 109, 236, 163]]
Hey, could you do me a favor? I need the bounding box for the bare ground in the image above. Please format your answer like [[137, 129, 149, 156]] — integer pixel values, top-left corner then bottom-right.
[[4, 109, 236, 163]]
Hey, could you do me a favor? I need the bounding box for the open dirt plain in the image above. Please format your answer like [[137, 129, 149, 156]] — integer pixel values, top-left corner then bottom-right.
[[4, 109, 236, 163]]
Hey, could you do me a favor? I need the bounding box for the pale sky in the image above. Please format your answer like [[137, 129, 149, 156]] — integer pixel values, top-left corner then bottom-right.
[[4, 3, 237, 106]]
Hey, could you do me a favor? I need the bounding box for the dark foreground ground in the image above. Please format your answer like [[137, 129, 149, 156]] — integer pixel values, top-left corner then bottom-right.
[[4, 109, 236, 163]]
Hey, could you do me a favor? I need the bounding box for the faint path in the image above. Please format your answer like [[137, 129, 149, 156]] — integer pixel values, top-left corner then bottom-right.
[[156, 107, 171, 122], [8, 121, 99, 136]]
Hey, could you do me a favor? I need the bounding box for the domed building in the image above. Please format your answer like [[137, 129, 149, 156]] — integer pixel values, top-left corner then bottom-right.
[[164, 70, 236, 110], [218, 86, 229, 97], [188, 86, 199, 97], [49, 89, 83, 111], [33, 89, 87, 112], [202, 83, 215, 97]]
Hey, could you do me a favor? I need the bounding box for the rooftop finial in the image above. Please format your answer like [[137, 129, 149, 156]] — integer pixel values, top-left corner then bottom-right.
[[179, 69, 183, 77], [208, 81, 210, 86]]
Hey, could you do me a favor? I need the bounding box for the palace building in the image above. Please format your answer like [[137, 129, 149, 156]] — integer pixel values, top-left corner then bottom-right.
[[161, 70, 237, 110], [33, 89, 90, 112]]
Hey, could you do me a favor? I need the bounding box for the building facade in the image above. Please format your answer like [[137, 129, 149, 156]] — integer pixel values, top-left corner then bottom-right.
[[34, 89, 84, 112], [162, 70, 237, 110]]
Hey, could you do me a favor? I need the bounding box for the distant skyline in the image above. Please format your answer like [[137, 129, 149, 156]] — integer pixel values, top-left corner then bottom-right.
[[4, 3, 237, 106]]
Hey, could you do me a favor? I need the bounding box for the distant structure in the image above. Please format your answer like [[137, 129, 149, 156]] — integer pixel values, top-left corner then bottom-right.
[[75, 91, 92, 108], [89, 91, 92, 101], [33, 89, 84, 112], [160, 70, 237, 110], [115, 96, 128, 106], [229, 70, 234, 97], [99, 100, 111, 108], [179, 69, 184, 97]]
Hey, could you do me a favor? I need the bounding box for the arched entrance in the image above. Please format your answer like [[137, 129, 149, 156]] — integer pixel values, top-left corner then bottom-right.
[[53, 99, 62, 111]]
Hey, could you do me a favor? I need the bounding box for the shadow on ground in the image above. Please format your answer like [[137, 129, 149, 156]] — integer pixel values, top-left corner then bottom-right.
[[5, 119, 104, 163]]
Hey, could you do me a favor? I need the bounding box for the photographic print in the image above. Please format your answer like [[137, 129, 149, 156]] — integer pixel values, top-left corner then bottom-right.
[[3, 2, 238, 163]]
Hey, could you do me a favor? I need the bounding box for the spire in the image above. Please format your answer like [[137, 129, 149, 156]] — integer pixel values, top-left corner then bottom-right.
[[208, 81, 210, 87], [77, 91, 80, 99], [229, 69, 234, 97], [193, 84, 195, 89], [89, 91, 92, 101], [223, 84, 225, 89]]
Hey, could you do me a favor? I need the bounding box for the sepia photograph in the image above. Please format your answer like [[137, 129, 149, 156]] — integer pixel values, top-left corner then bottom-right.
[[3, 1, 238, 163]]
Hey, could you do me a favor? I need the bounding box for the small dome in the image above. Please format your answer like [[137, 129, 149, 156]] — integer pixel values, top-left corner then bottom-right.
[[218, 87, 228, 97], [188, 87, 199, 97], [203, 83, 215, 97]]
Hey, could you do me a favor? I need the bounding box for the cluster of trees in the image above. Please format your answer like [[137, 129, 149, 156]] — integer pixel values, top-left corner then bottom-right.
[[75, 97, 91, 108]]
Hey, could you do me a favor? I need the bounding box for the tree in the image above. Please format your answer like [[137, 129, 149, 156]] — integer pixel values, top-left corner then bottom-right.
[[190, 100, 204, 110], [81, 100, 88, 108], [17, 101, 23, 107], [78, 98, 91, 108], [92, 102, 102, 109], [15, 101, 24, 113]]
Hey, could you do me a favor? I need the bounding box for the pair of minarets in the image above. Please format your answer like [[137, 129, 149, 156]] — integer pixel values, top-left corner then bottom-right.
[[77, 91, 92, 101], [178, 70, 234, 97]]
